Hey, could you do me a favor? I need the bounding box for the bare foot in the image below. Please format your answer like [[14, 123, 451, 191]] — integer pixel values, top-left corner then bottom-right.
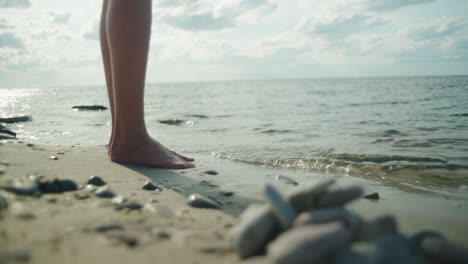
[[109, 137, 195, 169]]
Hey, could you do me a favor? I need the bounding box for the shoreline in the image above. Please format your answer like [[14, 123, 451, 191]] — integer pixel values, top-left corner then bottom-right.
[[1, 141, 467, 263]]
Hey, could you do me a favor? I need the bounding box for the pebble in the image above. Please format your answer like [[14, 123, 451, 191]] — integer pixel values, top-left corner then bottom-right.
[[49, 155, 58, 160], [0, 193, 8, 210], [114, 201, 143, 211], [95, 186, 116, 198], [363, 192, 380, 200], [229, 204, 281, 259], [141, 181, 161, 191], [220, 191, 234, 197], [264, 184, 296, 229], [112, 196, 128, 205], [186, 194, 221, 209], [287, 179, 335, 212], [57, 151, 65, 155], [204, 170, 219, 175], [317, 185, 364, 208], [268, 222, 352, 264], [39, 178, 78, 193], [94, 224, 125, 233], [275, 175, 299, 186], [3, 177, 41, 196], [294, 208, 363, 236], [73, 192, 90, 200], [87, 176, 106, 186]]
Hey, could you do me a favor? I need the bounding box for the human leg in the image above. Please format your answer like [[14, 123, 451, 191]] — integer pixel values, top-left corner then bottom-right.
[[104, 0, 194, 169]]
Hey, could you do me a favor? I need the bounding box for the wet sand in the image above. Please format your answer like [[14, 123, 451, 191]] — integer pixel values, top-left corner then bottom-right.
[[0, 141, 467, 263]]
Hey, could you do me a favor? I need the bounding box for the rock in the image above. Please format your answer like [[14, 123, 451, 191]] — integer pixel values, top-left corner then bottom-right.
[[0, 127, 16, 137], [294, 208, 363, 236], [112, 196, 128, 205], [204, 170, 219, 175], [49, 155, 58, 160], [2, 177, 41, 196], [57, 151, 65, 155], [0, 115, 32, 123], [229, 204, 281, 259], [268, 222, 352, 264], [287, 179, 336, 213], [158, 119, 184, 125], [419, 237, 468, 264], [363, 192, 380, 200], [186, 194, 221, 209], [316, 185, 364, 208], [355, 215, 398, 242], [220, 191, 234, 197], [71, 105, 107, 111], [39, 179, 78, 193], [94, 224, 125, 233], [95, 186, 116, 198], [0, 193, 8, 211], [409, 230, 444, 255], [0, 167, 4, 175], [275, 175, 298, 186], [87, 176, 106, 186], [369, 233, 421, 264], [264, 184, 296, 229], [74, 192, 90, 200], [114, 201, 143, 211], [141, 181, 161, 191]]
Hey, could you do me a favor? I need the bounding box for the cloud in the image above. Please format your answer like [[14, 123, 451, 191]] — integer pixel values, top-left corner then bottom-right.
[[0, 0, 31, 8], [298, 13, 385, 39], [82, 19, 99, 40], [359, 0, 435, 12], [0, 32, 25, 49], [399, 16, 468, 41], [49, 11, 71, 24], [0, 18, 14, 29], [158, 0, 277, 31]]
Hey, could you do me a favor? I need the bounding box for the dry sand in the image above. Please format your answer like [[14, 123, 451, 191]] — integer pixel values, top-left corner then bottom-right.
[[1, 141, 467, 264]]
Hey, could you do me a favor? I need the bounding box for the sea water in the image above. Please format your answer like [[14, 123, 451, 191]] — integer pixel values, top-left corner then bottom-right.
[[1, 76, 468, 193]]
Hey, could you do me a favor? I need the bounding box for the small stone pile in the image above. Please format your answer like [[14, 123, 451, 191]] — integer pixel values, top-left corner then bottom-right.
[[229, 179, 468, 264]]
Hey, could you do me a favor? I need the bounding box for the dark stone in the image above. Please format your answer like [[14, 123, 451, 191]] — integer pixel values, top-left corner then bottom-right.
[[114, 202, 143, 211], [363, 192, 380, 200], [94, 224, 125, 233], [186, 194, 221, 209], [204, 170, 219, 175], [95, 186, 116, 198], [141, 181, 161, 191], [220, 191, 234, 197], [158, 119, 184, 125], [0, 115, 32, 123], [72, 105, 107, 111], [0, 128, 16, 137], [40, 179, 78, 193], [87, 176, 106, 186]]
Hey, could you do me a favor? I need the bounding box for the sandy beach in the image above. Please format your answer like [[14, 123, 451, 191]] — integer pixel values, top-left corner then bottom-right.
[[1, 140, 467, 263]]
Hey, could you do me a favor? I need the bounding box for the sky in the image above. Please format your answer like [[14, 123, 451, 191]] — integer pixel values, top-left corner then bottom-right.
[[0, 0, 467, 88]]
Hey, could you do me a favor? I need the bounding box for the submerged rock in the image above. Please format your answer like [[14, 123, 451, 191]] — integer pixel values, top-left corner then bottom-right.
[[264, 184, 296, 229], [0, 115, 32, 123], [186, 194, 221, 209], [95, 186, 116, 198], [229, 204, 281, 259], [158, 119, 184, 125], [275, 175, 298, 186], [87, 176, 106, 186], [268, 222, 352, 264], [363, 192, 380, 200], [141, 181, 161, 191], [72, 105, 107, 111]]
